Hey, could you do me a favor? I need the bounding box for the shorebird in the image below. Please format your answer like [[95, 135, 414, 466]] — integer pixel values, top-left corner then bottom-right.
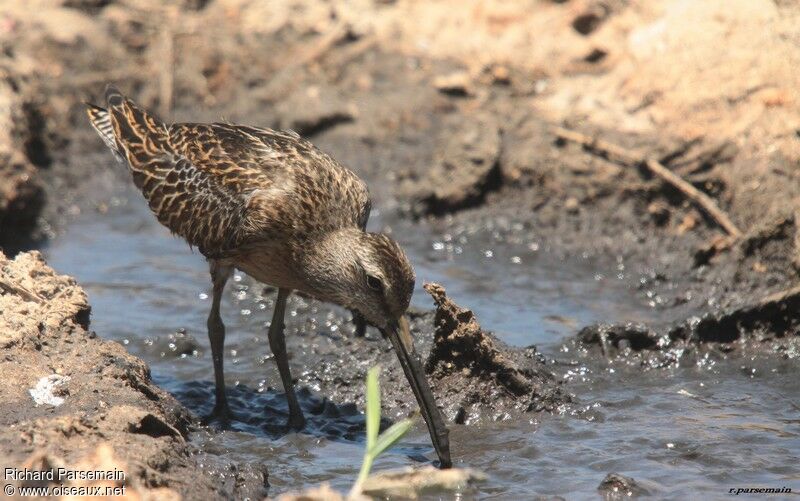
[[86, 86, 451, 467]]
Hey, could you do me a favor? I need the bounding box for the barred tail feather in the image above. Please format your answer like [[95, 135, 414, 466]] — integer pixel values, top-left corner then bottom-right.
[[86, 103, 124, 163]]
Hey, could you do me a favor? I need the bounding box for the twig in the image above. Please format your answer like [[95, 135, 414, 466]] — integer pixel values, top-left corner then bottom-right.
[[159, 26, 174, 118], [553, 126, 742, 238], [157, 5, 180, 119], [331, 35, 377, 67], [758, 283, 800, 307], [299, 23, 351, 67], [0, 277, 45, 304], [261, 23, 352, 102]]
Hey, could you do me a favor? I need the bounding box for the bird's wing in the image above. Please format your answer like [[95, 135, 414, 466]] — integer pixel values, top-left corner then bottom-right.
[[96, 88, 370, 257], [188, 122, 373, 235], [95, 88, 255, 255], [162, 122, 303, 255]]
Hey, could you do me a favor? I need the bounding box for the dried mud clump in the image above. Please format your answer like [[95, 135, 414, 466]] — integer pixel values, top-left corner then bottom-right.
[[405, 114, 502, 216], [0, 78, 45, 248], [423, 283, 569, 422], [577, 323, 663, 355], [0, 251, 261, 499]]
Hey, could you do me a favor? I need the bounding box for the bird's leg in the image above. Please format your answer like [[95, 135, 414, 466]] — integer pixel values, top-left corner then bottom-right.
[[268, 288, 305, 430], [352, 310, 367, 337], [206, 260, 233, 423]]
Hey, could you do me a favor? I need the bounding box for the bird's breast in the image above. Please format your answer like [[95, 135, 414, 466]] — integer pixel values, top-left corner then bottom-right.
[[229, 243, 304, 292]]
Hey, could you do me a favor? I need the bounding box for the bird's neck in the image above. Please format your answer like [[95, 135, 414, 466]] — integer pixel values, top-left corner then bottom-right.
[[296, 227, 362, 306]]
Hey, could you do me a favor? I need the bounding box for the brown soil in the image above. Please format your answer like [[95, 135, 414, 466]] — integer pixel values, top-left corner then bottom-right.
[[424, 283, 568, 419], [0, 251, 267, 499], [0, 77, 45, 249]]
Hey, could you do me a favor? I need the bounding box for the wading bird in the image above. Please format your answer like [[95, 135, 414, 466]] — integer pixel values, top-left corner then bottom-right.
[[87, 86, 451, 467]]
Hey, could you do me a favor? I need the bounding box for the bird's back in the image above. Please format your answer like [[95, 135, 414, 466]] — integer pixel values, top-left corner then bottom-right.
[[87, 86, 371, 258]]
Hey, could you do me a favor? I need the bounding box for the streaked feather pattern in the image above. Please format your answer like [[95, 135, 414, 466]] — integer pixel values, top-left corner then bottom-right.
[[86, 85, 372, 259]]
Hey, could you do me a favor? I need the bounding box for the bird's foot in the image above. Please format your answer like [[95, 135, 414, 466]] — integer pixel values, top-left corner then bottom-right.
[[202, 402, 236, 427], [287, 412, 306, 431]]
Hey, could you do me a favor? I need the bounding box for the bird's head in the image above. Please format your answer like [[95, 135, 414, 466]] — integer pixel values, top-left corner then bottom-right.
[[303, 228, 451, 467], [303, 228, 415, 329], [349, 231, 416, 329]]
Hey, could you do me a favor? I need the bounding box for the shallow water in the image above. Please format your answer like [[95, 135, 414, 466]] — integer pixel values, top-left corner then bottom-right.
[[44, 186, 800, 499]]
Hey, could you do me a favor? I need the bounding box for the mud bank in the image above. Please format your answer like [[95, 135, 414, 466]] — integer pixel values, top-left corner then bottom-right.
[[2, 0, 798, 496], [0, 251, 267, 499], [575, 283, 800, 368]]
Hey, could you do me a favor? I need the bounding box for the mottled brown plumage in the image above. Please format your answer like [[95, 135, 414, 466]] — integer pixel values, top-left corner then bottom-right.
[[87, 85, 450, 467]]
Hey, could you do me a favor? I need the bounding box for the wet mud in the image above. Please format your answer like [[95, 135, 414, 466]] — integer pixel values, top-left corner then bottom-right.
[[576, 284, 800, 368]]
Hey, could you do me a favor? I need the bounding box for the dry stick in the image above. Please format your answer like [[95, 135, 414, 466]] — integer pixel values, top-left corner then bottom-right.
[[0, 278, 44, 304], [759, 283, 800, 307], [553, 126, 743, 239], [328, 35, 377, 75], [262, 24, 352, 101], [301, 23, 351, 66], [159, 26, 175, 118]]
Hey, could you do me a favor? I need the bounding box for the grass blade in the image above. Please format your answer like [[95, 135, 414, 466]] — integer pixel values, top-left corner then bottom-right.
[[370, 415, 417, 457], [366, 365, 380, 451], [351, 366, 417, 498]]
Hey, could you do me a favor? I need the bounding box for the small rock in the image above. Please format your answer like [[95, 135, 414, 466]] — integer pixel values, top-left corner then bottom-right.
[[29, 375, 71, 407], [565, 197, 580, 213], [433, 71, 473, 97], [490, 64, 511, 85], [598, 473, 649, 498]]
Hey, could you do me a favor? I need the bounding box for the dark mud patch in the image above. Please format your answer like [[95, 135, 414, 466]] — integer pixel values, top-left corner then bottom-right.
[[273, 87, 357, 138], [263, 285, 572, 432], [0, 251, 266, 499], [401, 113, 503, 216], [575, 284, 800, 367], [175, 381, 371, 441]]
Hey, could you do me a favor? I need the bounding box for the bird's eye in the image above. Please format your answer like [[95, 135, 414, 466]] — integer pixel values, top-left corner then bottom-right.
[[367, 275, 383, 292]]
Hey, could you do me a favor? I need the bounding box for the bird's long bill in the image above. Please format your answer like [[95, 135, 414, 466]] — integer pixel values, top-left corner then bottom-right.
[[383, 316, 452, 468]]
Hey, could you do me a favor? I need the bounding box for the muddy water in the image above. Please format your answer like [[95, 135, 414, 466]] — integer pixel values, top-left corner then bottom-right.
[[44, 186, 800, 499]]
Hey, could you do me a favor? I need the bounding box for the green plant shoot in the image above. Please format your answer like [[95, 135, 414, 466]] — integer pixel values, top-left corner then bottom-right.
[[350, 365, 417, 497]]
